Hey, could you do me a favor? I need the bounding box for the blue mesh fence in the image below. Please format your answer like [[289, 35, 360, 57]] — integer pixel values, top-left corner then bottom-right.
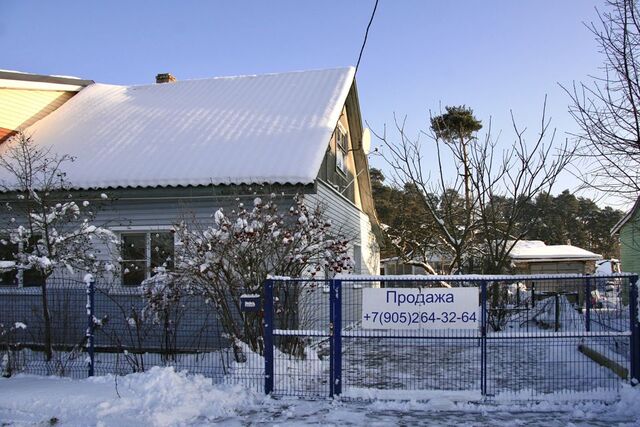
[[0, 278, 263, 391], [267, 274, 636, 400], [0, 274, 636, 402]]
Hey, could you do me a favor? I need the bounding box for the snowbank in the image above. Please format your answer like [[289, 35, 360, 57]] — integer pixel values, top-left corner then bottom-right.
[[1, 368, 640, 426], [0, 367, 262, 426]]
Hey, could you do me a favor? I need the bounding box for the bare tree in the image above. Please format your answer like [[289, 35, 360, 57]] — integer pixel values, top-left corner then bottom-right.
[[373, 101, 573, 275], [564, 0, 640, 202], [0, 132, 117, 360]]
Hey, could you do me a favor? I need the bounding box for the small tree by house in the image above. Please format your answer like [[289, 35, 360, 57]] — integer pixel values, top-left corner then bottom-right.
[[0, 132, 117, 361], [173, 193, 351, 361]]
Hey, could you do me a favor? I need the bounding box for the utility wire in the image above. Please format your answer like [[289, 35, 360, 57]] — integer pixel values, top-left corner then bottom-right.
[[355, 0, 379, 74]]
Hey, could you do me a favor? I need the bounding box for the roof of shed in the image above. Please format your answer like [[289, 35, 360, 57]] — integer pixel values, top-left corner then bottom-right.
[[0, 67, 355, 190], [508, 240, 602, 262]]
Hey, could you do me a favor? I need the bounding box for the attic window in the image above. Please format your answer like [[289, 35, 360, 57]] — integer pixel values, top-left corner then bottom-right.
[[335, 124, 348, 176]]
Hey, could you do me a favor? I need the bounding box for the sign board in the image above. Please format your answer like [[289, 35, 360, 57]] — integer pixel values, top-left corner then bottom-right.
[[240, 294, 261, 313], [362, 287, 479, 330]]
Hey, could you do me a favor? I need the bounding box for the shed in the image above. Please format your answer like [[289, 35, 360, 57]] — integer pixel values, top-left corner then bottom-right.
[[509, 240, 602, 275]]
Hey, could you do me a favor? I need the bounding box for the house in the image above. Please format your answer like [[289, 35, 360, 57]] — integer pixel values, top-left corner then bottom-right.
[[611, 197, 640, 275], [0, 67, 380, 286], [508, 240, 602, 275]]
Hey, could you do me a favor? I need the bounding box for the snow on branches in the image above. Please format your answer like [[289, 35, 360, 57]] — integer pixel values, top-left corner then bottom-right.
[[173, 193, 352, 359], [175, 193, 352, 293], [0, 132, 118, 279]]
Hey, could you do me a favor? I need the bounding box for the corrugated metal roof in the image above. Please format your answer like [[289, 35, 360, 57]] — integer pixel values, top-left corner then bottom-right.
[[1, 67, 355, 190]]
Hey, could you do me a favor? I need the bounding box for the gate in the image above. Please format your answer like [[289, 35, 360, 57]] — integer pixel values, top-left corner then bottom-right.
[[264, 274, 640, 400]]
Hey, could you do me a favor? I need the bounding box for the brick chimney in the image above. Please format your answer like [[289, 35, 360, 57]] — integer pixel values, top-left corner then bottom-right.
[[156, 73, 176, 84]]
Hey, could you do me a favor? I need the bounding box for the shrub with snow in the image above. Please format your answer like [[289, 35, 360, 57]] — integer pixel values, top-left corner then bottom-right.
[[174, 193, 352, 360]]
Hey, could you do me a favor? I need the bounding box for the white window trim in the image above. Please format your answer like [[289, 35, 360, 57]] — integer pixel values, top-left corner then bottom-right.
[[111, 225, 174, 232], [119, 229, 176, 285], [335, 123, 348, 177]]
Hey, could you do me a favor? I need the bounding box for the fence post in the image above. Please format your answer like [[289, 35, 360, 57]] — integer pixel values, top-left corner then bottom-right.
[[263, 279, 274, 395], [531, 282, 536, 307], [85, 275, 95, 377], [554, 293, 560, 332], [585, 276, 592, 332], [630, 275, 640, 384], [330, 278, 343, 397], [480, 280, 487, 397]]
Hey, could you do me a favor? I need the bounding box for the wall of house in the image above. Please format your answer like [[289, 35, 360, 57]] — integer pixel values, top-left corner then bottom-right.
[[620, 220, 640, 275], [0, 88, 76, 142], [306, 180, 379, 275], [28, 181, 378, 283]]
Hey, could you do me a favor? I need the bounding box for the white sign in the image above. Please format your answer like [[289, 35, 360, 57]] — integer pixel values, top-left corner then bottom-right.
[[362, 287, 479, 330]]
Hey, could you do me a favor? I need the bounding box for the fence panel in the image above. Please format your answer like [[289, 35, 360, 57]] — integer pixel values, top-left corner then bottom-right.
[[339, 277, 482, 400], [0, 278, 264, 391], [483, 276, 632, 398], [269, 278, 332, 398]]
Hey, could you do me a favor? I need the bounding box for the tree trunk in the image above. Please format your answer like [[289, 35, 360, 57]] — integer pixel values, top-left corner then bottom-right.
[[40, 281, 53, 361]]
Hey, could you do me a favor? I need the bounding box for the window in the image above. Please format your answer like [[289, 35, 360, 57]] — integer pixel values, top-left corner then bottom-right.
[[335, 125, 348, 175], [0, 240, 17, 286], [0, 235, 45, 287], [121, 231, 174, 286]]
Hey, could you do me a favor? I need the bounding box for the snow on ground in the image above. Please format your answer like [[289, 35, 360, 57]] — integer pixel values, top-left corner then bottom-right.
[[1, 367, 640, 427]]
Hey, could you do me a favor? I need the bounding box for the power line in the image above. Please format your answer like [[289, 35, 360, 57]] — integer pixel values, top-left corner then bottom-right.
[[355, 0, 379, 74]]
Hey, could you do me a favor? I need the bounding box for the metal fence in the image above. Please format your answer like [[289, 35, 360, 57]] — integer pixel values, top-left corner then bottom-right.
[[1, 274, 637, 402], [0, 278, 263, 390], [264, 274, 639, 400]]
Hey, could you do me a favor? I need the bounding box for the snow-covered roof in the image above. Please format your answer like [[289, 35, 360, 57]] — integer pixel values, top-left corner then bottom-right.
[[1, 67, 355, 190], [508, 240, 602, 262]]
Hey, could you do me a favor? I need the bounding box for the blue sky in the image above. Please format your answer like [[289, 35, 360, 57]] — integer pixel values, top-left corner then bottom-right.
[[0, 1, 609, 202]]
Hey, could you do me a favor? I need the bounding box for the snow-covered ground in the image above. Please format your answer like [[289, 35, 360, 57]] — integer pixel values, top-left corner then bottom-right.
[[1, 367, 639, 427]]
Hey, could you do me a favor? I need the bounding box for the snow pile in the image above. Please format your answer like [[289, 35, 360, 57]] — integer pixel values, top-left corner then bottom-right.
[[0, 367, 262, 426], [94, 367, 258, 426]]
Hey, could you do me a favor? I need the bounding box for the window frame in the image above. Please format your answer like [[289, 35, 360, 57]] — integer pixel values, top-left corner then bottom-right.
[[335, 123, 348, 176], [0, 235, 46, 287], [119, 229, 175, 287]]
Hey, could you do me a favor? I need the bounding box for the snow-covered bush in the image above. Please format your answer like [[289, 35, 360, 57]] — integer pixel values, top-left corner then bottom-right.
[[174, 193, 351, 360], [141, 268, 185, 362]]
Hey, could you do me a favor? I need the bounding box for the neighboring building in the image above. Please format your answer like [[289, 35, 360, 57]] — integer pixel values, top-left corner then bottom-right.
[[0, 67, 380, 286], [0, 70, 93, 143], [508, 240, 602, 274], [611, 197, 640, 275]]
